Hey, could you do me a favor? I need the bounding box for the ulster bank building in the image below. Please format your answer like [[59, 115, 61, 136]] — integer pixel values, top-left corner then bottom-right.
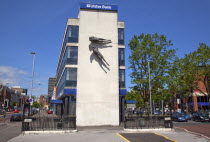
[[55, 3, 126, 126]]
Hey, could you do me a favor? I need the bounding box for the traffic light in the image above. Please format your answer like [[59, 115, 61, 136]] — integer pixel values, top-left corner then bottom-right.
[[4, 101, 8, 108]]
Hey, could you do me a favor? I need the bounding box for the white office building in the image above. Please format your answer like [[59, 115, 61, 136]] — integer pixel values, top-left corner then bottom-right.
[[55, 3, 126, 126]]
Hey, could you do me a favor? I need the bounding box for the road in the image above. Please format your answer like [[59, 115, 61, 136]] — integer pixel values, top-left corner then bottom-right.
[[173, 120, 210, 138], [0, 121, 22, 142], [0, 110, 48, 142], [0, 112, 22, 142], [1, 113, 210, 142]]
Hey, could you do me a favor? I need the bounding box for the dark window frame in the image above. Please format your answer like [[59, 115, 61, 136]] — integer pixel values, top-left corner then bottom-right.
[[119, 69, 125, 88], [119, 48, 125, 66], [66, 26, 79, 43], [118, 28, 124, 45]]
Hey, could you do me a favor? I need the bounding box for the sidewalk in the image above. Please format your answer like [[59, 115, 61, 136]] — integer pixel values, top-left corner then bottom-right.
[[8, 127, 210, 142]]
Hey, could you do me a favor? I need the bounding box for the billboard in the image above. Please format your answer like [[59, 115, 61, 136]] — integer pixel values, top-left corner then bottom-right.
[[80, 3, 118, 11]]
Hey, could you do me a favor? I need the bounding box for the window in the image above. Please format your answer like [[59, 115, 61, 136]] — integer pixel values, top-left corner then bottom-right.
[[67, 46, 78, 65], [57, 46, 78, 80], [118, 28, 124, 45], [119, 69, 125, 88], [66, 68, 77, 87], [66, 26, 79, 43], [119, 48, 125, 66]]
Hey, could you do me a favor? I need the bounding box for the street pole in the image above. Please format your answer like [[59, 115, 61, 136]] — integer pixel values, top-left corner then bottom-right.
[[30, 52, 36, 100], [29, 52, 36, 117], [162, 95, 164, 115], [148, 61, 152, 115]]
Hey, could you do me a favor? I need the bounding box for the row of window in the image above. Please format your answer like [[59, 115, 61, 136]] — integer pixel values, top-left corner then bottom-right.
[[65, 26, 124, 45], [57, 26, 124, 77], [57, 46, 78, 82], [56, 26, 125, 95], [56, 68, 78, 98], [63, 26, 124, 45], [57, 68, 125, 89], [57, 46, 124, 82], [57, 48, 125, 96], [57, 25, 79, 77], [66, 26, 79, 43]]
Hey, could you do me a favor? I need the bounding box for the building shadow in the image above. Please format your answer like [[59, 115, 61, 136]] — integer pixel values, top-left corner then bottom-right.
[[90, 52, 110, 73]]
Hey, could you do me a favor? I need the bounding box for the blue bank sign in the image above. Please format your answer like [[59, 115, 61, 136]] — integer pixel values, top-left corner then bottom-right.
[[80, 3, 118, 11]]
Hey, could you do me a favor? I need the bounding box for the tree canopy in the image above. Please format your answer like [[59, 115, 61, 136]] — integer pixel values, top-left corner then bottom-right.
[[128, 33, 176, 106], [128, 33, 210, 111]]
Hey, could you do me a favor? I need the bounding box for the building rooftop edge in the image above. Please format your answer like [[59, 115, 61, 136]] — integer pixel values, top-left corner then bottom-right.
[[80, 2, 118, 6]]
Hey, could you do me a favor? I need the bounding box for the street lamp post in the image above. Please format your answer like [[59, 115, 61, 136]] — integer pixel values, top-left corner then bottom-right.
[[30, 52, 36, 100], [148, 60, 152, 115]]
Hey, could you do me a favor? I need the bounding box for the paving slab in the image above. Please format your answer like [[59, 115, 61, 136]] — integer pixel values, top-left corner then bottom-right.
[[8, 126, 210, 142]]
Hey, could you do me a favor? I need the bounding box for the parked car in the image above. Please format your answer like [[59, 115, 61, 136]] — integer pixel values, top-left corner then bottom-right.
[[154, 110, 162, 115], [31, 109, 38, 115], [133, 110, 143, 115], [192, 112, 209, 122], [183, 112, 192, 120], [172, 112, 188, 122], [10, 113, 22, 121], [47, 110, 53, 114], [14, 110, 19, 113]]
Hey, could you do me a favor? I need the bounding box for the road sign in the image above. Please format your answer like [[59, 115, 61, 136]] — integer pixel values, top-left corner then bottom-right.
[[24, 119, 32, 122], [29, 99, 33, 102]]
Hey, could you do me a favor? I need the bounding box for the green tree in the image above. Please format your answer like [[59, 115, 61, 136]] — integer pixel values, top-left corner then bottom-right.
[[39, 103, 44, 108], [173, 43, 210, 111], [12, 102, 16, 106], [194, 43, 210, 97], [31, 101, 39, 108], [129, 33, 176, 107], [125, 90, 144, 107], [31, 96, 36, 100]]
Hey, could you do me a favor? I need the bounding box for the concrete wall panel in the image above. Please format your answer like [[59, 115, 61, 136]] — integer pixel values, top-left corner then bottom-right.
[[76, 9, 119, 126]]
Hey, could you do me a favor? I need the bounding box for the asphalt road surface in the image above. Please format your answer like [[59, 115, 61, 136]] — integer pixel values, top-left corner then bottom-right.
[[120, 133, 174, 142], [0, 121, 22, 142], [1, 114, 210, 142], [173, 120, 210, 138]]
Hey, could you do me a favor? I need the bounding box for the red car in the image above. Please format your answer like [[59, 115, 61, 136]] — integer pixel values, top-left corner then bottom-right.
[[14, 110, 19, 113], [47, 110, 53, 114]]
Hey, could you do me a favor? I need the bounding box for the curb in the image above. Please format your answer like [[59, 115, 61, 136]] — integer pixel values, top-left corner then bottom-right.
[[22, 130, 78, 135], [124, 128, 174, 132]]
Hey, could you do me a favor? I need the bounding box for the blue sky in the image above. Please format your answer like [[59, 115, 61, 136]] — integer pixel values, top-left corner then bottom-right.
[[0, 0, 210, 96]]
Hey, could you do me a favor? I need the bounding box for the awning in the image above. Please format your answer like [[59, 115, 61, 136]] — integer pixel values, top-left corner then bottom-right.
[[188, 102, 210, 106], [50, 100, 63, 104], [126, 100, 136, 104]]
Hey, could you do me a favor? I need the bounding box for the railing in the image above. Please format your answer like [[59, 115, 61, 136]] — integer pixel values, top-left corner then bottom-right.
[[22, 116, 76, 131], [124, 115, 173, 129]]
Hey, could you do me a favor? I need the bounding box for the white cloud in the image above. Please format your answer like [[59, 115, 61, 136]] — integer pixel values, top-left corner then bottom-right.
[[0, 66, 28, 86], [0, 66, 48, 97]]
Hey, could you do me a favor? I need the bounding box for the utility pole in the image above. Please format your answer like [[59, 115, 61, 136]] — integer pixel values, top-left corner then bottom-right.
[[30, 52, 36, 101], [148, 60, 152, 115]]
